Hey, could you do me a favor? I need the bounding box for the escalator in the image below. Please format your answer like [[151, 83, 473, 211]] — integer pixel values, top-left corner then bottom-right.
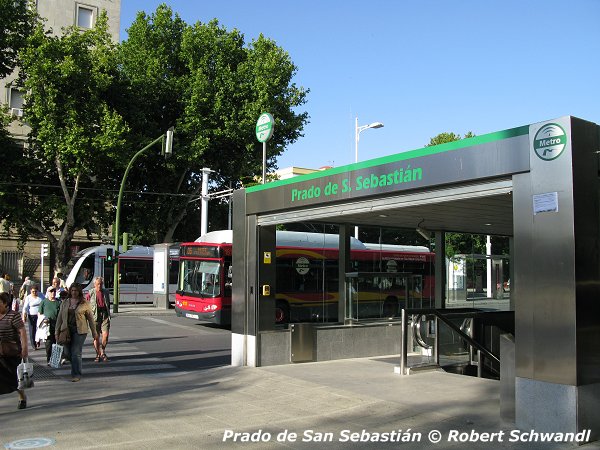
[[400, 309, 514, 380]]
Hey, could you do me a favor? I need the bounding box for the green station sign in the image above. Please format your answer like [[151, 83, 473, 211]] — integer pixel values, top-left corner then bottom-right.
[[256, 113, 274, 143]]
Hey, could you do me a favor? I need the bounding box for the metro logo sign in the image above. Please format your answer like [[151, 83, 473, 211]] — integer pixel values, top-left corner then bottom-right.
[[533, 123, 567, 161]]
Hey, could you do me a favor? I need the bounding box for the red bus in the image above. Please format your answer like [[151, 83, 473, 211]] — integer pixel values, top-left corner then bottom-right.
[[175, 230, 434, 325]]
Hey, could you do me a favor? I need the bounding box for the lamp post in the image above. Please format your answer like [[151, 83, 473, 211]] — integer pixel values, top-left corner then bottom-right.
[[354, 117, 384, 238], [112, 127, 174, 313]]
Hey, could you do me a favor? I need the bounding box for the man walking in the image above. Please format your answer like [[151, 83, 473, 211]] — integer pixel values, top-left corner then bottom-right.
[[46, 277, 65, 298], [87, 277, 111, 362]]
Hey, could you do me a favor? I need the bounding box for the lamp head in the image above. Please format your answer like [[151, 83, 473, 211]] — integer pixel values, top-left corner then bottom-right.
[[369, 122, 384, 129]]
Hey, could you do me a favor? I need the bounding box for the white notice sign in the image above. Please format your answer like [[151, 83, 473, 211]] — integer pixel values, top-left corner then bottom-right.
[[533, 192, 559, 215], [153, 250, 166, 293]]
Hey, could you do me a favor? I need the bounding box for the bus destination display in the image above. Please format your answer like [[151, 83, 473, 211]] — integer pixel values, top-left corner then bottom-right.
[[182, 246, 220, 258]]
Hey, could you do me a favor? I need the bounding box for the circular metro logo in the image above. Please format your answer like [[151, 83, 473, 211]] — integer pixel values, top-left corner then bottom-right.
[[533, 123, 567, 161]]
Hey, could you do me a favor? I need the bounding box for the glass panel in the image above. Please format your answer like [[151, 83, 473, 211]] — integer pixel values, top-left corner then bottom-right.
[[446, 253, 510, 311], [179, 259, 220, 297], [74, 253, 94, 285], [9, 89, 24, 109], [77, 6, 93, 28]]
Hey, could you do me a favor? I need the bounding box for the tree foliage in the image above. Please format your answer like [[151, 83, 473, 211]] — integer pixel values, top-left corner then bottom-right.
[[0, 0, 36, 78], [1, 4, 309, 276], [0, 13, 128, 273], [115, 5, 309, 244]]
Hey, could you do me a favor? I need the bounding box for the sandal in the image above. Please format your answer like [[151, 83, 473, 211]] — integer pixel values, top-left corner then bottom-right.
[[94, 356, 100, 362], [101, 354, 109, 362], [18, 399, 27, 409]]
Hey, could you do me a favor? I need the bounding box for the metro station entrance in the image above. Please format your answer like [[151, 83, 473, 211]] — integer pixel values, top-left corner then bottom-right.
[[231, 116, 600, 439]]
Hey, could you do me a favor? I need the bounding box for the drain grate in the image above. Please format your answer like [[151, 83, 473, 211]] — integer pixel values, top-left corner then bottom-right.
[[31, 360, 58, 381]]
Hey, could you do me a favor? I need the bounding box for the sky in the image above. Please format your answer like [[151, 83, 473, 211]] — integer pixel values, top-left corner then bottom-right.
[[119, 1, 600, 170]]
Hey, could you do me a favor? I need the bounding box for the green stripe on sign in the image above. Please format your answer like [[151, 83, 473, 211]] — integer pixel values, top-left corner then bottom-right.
[[247, 124, 530, 193]]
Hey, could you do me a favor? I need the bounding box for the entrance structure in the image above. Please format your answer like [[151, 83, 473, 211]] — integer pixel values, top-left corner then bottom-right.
[[232, 116, 599, 437]]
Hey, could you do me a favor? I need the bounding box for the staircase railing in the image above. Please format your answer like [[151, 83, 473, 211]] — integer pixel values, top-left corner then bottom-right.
[[400, 308, 500, 377]]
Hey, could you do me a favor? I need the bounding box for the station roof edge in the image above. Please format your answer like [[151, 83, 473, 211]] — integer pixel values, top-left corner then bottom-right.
[[249, 123, 532, 193]]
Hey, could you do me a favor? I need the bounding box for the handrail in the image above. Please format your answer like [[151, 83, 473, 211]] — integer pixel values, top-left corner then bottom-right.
[[401, 308, 500, 376]]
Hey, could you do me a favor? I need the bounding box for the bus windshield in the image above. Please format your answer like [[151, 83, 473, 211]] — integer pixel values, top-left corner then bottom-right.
[[179, 259, 221, 297]]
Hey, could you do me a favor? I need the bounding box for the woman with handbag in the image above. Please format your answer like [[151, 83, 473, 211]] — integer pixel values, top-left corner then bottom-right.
[[55, 284, 97, 382], [0, 292, 29, 409]]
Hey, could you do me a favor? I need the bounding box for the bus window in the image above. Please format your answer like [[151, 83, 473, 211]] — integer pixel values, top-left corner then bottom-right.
[[224, 262, 232, 297], [179, 259, 221, 297]]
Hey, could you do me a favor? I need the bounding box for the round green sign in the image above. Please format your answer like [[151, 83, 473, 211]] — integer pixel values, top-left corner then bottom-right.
[[256, 113, 274, 143], [533, 123, 567, 161]]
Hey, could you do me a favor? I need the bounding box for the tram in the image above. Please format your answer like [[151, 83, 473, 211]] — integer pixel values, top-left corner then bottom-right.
[[65, 245, 179, 304]]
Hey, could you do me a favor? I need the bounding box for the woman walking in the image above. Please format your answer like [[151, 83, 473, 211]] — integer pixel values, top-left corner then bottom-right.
[[55, 284, 97, 382], [0, 292, 29, 409], [22, 285, 43, 349]]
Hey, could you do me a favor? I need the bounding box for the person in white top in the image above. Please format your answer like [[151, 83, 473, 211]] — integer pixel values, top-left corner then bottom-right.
[[0, 273, 15, 310], [46, 277, 65, 298], [0, 273, 12, 294], [22, 286, 44, 350]]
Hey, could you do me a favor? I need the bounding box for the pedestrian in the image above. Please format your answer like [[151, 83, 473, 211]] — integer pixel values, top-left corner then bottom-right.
[[46, 277, 65, 299], [22, 285, 44, 350], [0, 273, 19, 311], [56, 272, 67, 289], [0, 273, 15, 307], [38, 287, 61, 365], [0, 273, 12, 295], [55, 284, 97, 382], [87, 277, 111, 362], [18, 276, 34, 311], [0, 292, 29, 409]]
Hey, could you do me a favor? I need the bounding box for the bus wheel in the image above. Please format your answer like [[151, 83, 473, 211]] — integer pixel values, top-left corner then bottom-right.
[[383, 297, 399, 318], [275, 300, 290, 324]]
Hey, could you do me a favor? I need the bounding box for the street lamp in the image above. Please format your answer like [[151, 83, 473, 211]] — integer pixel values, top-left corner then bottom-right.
[[354, 117, 384, 238], [355, 117, 384, 164], [112, 127, 174, 313]]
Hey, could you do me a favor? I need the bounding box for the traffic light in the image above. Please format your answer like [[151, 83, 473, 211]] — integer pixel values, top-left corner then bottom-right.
[[41, 243, 49, 257], [106, 248, 114, 262]]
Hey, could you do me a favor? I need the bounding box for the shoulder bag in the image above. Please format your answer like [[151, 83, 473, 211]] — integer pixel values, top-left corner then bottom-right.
[[56, 327, 71, 345], [0, 339, 20, 357]]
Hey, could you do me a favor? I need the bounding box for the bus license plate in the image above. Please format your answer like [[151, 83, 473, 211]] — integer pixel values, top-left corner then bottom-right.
[[185, 313, 199, 320]]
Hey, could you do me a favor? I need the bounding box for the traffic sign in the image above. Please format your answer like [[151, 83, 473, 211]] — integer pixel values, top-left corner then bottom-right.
[[256, 113, 274, 143]]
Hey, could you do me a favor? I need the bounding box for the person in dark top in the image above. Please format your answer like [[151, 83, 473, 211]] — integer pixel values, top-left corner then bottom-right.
[[39, 288, 61, 365], [0, 292, 29, 408]]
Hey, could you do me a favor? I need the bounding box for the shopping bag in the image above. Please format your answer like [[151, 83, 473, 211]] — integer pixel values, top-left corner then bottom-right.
[[17, 358, 34, 389], [49, 343, 64, 369]]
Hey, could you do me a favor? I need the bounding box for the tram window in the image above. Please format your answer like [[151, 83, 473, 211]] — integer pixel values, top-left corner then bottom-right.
[[120, 259, 152, 284], [75, 254, 94, 285]]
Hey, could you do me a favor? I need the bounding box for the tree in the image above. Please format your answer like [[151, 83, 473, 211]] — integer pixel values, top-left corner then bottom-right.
[[0, 14, 128, 274], [426, 131, 475, 147], [115, 5, 309, 243], [0, 0, 36, 78]]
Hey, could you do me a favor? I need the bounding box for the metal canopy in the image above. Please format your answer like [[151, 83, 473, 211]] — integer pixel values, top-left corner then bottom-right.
[[256, 178, 513, 236]]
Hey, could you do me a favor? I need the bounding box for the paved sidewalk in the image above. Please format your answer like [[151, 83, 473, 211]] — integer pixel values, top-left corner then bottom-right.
[[1, 351, 599, 449], [112, 305, 176, 316], [1, 311, 598, 449]]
